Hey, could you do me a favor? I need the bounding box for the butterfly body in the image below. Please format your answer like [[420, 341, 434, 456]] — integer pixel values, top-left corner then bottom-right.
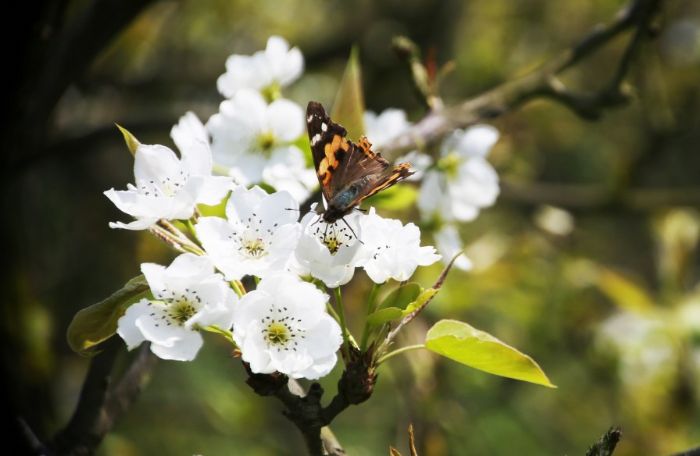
[[306, 101, 413, 223]]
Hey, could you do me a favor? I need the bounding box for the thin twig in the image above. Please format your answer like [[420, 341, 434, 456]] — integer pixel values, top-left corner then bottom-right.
[[381, 0, 662, 159]]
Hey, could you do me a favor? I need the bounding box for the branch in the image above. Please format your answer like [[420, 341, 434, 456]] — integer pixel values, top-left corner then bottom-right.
[[381, 0, 662, 159], [243, 350, 376, 456], [52, 340, 157, 456], [585, 427, 622, 456]]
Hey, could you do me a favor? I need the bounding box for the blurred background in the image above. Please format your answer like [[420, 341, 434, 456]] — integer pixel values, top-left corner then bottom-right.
[[4, 0, 700, 454]]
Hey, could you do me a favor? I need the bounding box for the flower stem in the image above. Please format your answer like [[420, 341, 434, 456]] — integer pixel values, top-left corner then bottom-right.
[[360, 283, 381, 351], [333, 287, 350, 357], [376, 344, 425, 365], [230, 280, 246, 297]]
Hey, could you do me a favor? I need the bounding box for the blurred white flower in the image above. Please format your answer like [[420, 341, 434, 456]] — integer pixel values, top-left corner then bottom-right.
[[418, 125, 499, 222], [207, 89, 315, 202], [365, 108, 431, 181], [105, 112, 231, 230], [364, 108, 411, 148], [117, 253, 237, 361], [293, 208, 363, 288], [357, 208, 441, 283], [232, 272, 342, 379], [434, 224, 472, 271], [196, 186, 301, 280], [534, 205, 575, 236], [597, 311, 677, 386], [217, 36, 304, 98]]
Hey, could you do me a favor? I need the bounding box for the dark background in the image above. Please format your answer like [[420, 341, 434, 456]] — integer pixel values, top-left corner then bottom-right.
[[4, 0, 700, 454]]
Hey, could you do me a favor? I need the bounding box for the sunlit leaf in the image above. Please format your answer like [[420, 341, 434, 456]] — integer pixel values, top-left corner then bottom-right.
[[403, 288, 438, 316], [67, 275, 150, 356], [365, 185, 417, 211], [331, 46, 365, 138], [597, 267, 655, 313], [425, 319, 556, 388], [115, 124, 140, 156]]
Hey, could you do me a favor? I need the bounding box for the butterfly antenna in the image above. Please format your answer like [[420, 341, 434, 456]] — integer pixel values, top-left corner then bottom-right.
[[285, 207, 301, 212], [354, 207, 368, 214], [340, 217, 364, 245]]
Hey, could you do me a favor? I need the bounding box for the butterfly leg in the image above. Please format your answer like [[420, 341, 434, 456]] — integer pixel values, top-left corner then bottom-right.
[[340, 217, 364, 245]]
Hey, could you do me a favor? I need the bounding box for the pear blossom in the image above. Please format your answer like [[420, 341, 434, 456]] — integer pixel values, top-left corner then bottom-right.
[[232, 272, 342, 379], [117, 253, 237, 361], [293, 207, 363, 288], [358, 208, 441, 283], [207, 89, 315, 202], [363, 108, 411, 148], [217, 36, 304, 99], [196, 186, 300, 280], [434, 224, 472, 271], [364, 108, 431, 181], [104, 112, 231, 230], [418, 125, 500, 222]]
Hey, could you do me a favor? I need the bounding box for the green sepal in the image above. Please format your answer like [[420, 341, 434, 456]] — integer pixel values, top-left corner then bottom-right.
[[115, 124, 141, 156]]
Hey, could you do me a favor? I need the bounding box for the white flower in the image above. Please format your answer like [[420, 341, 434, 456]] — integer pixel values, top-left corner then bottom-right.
[[293, 208, 363, 288], [105, 112, 231, 230], [418, 125, 499, 222], [365, 108, 430, 181], [196, 186, 301, 280], [434, 224, 472, 271], [357, 208, 441, 283], [217, 36, 304, 98], [117, 253, 237, 361], [207, 89, 315, 202], [232, 272, 342, 379], [363, 109, 411, 148]]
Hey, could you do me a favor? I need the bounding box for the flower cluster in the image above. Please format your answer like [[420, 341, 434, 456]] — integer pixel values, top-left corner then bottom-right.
[[106, 35, 500, 381], [363, 109, 501, 271]]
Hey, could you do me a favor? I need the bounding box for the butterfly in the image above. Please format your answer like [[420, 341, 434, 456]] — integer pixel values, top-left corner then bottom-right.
[[306, 101, 413, 224]]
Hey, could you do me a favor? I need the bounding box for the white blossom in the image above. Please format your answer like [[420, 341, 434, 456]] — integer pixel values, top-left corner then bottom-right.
[[105, 112, 231, 230], [363, 108, 411, 148], [434, 224, 472, 271], [217, 36, 304, 98], [357, 208, 441, 283], [418, 125, 499, 222], [117, 253, 237, 361], [365, 108, 431, 181], [196, 186, 300, 280], [293, 208, 363, 288], [207, 89, 315, 202], [232, 272, 342, 379]]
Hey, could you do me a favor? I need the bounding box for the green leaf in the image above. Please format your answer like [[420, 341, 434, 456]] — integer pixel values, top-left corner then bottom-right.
[[365, 185, 417, 211], [115, 124, 140, 156], [366, 307, 404, 327], [403, 288, 438, 315], [67, 275, 151, 356], [379, 282, 422, 311], [425, 319, 556, 388], [331, 46, 365, 138]]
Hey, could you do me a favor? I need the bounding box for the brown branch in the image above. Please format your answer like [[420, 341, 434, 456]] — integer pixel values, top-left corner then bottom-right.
[[381, 0, 662, 159], [585, 427, 622, 456], [52, 340, 157, 456], [243, 350, 377, 456]]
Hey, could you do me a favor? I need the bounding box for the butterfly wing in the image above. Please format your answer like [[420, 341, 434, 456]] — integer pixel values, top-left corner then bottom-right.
[[306, 101, 350, 202], [306, 101, 413, 219]]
